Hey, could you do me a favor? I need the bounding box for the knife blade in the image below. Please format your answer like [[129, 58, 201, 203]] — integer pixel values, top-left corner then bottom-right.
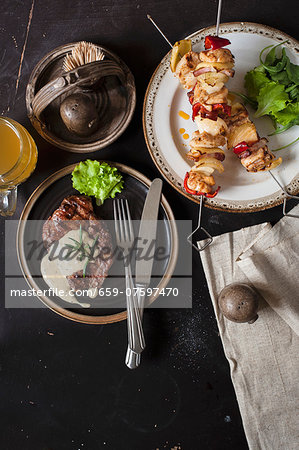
[[135, 178, 162, 285], [125, 178, 162, 369]]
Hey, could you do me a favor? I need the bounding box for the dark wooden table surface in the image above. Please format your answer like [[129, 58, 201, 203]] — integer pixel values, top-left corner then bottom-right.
[[0, 1, 297, 449]]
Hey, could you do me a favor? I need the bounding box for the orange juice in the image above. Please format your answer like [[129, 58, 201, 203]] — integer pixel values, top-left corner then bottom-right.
[[0, 121, 21, 174], [0, 117, 37, 215]]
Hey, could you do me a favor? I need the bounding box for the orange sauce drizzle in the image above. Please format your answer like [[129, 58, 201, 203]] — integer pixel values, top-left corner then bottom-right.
[[179, 110, 190, 120]]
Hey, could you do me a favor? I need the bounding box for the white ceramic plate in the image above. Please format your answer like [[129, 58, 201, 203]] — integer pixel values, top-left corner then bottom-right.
[[143, 22, 299, 212]]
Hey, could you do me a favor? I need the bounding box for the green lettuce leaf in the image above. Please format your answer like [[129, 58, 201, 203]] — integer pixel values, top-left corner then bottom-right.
[[269, 68, 290, 85], [263, 47, 288, 74], [260, 42, 288, 72], [244, 70, 270, 101], [286, 59, 299, 85], [72, 160, 124, 205], [272, 102, 299, 126], [268, 121, 297, 135], [264, 45, 277, 66], [271, 136, 299, 151], [286, 84, 299, 102], [255, 82, 289, 117]]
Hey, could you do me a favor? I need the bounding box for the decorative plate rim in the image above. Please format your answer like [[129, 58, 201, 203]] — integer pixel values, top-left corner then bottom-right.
[[16, 162, 178, 325], [143, 22, 299, 213]]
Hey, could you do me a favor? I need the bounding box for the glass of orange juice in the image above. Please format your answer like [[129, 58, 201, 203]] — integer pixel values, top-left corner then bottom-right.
[[0, 117, 38, 216]]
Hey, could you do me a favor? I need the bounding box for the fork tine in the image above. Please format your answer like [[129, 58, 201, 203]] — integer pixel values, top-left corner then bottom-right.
[[114, 198, 144, 356], [125, 199, 134, 242], [120, 199, 129, 242], [113, 201, 120, 244], [117, 199, 124, 243]]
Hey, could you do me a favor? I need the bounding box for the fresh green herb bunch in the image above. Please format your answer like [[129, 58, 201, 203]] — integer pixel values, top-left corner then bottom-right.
[[242, 41, 299, 135]]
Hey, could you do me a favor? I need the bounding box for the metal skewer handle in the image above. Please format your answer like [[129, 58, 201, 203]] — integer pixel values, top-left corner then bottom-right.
[[187, 195, 213, 252], [269, 171, 299, 218], [215, 0, 223, 36]]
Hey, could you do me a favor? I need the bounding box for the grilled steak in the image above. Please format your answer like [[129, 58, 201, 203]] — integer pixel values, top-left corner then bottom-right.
[[42, 195, 113, 293]]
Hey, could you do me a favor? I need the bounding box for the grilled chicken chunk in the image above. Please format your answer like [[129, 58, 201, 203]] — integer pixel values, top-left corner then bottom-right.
[[190, 130, 226, 149], [240, 139, 278, 172], [186, 149, 201, 161], [187, 170, 215, 194], [205, 86, 229, 105], [187, 147, 225, 162], [175, 51, 201, 89], [241, 147, 274, 172], [199, 48, 234, 64], [193, 83, 228, 105], [225, 108, 250, 131]]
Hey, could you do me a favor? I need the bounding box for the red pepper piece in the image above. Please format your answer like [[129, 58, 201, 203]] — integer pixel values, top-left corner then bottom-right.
[[212, 103, 231, 116], [187, 87, 195, 105], [204, 35, 231, 50], [192, 103, 218, 121], [184, 172, 198, 195], [222, 104, 231, 116], [212, 103, 223, 112], [192, 103, 201, 121], [205, 110, 218, 121], [205, 186, 221, 198], [192, 102, 230, 121], [233, 141, 249, 155], [183, 172, 220, 197]]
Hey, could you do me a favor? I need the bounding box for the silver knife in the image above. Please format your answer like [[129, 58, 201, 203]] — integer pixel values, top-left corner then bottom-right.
[[125, 178, 163, 369]]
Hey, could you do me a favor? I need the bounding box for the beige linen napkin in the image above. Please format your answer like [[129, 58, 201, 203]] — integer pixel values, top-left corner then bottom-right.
[[199, 204, 299, 450]]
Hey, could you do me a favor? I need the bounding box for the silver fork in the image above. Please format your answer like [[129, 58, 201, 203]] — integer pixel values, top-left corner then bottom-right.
[[113, 199, 145, 355]]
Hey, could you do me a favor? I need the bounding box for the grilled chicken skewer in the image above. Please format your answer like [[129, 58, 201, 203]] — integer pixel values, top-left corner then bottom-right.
[[172, 37, 282, 196], [226, 102, 282, 172], [173, 42, 232, 195]]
